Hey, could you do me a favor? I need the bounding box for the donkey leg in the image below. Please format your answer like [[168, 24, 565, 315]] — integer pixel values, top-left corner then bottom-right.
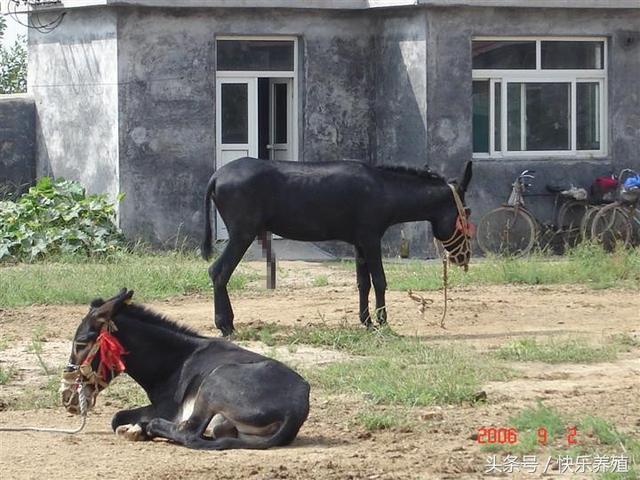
[[361, 240, 387, 326], [112, 404, 156, 441], [146, 414, 212, 446], [355, 246, 373, 328], [209, 234, 254, 336]]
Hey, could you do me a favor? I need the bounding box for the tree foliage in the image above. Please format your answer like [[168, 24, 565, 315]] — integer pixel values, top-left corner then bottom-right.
[[0, 177, 127, 261], [0, 16, 28, 94]]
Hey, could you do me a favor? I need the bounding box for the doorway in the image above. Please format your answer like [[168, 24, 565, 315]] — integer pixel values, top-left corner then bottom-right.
[[215, 37, 298, 239]]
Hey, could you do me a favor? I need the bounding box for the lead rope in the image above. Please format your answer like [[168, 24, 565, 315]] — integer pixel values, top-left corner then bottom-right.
[[434, 238, 450, 329], [0, 379, 88, 434], [431, 184, 471, 329]]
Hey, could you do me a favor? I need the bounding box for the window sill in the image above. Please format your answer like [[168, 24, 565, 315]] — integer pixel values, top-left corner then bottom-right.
[[472, 152, 608, 161]]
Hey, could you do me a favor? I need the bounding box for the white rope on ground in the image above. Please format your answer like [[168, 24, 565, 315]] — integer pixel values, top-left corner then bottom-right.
[[0, 381, 88, 434]]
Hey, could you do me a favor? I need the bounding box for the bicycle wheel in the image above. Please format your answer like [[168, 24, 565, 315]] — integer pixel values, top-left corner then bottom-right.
[[590, 203, 632, 251], [580, 206, 601, 242], [630, 206, 640, 246], [556, 200, 589, 250], [476, 206, 537, 256]]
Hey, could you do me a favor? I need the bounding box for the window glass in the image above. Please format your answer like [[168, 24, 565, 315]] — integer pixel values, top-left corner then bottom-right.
[[507, 83, 571, 151], [494, 82, 501, 151], [472, 81, 489, 153], [577, 82, 600, 150], [525, 83, 570, 151], [472, 41, 536, 69], [507, 83, 523, 151], [221, 83, 248, 144], [541, 41, 604, 69], [217, 40, 294, 71], [274, 83, 288, 144]]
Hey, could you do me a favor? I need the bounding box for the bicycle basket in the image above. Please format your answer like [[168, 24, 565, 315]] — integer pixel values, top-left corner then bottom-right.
[[620, 175, 640, 204]]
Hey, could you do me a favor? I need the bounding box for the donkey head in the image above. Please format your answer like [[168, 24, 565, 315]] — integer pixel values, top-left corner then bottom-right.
[[432, 161, 474, 269], [61, 288, 133, 414]]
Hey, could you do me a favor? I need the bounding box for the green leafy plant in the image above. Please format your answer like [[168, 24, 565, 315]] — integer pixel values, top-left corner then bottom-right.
[[0, 177, 126, 261], [0, 18, 27, 94]]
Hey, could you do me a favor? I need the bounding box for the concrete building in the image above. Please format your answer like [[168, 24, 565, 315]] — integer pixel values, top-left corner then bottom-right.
[[25, 0, 640, 256]]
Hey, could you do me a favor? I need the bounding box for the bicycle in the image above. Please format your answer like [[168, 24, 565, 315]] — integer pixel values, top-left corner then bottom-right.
[[476, 170, 589, 256], [590, 169, 640, 250]]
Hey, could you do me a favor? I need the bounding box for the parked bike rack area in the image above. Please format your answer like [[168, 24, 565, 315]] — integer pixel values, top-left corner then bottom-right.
[[476, 169, 640, 256]]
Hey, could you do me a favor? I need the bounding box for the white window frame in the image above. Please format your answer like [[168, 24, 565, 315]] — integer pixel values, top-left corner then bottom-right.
[[472, 36, 607, 160], [215, 35, 299, 163]]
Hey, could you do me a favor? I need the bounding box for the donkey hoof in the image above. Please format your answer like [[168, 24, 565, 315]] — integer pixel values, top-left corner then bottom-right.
[[116, 423, 145, 441], [220, 328, 235, 338]]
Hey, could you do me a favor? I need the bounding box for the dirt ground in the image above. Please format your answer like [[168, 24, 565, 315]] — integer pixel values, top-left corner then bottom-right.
[[1, 261, 639, 479]]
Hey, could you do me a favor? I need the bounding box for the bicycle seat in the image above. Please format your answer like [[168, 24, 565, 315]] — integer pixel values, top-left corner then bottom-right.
[[546, 184, 572, 193]]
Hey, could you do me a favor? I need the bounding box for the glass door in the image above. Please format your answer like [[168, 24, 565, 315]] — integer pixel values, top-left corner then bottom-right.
[[215, 77, 257, 239], [268, 78, 293, 161]]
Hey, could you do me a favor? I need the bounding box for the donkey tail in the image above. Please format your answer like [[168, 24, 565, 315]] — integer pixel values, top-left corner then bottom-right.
[[201, 175, 217, 261]]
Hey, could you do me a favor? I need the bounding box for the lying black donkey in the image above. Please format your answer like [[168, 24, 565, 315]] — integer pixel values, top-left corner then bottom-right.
[[61, 288, 310, 450]]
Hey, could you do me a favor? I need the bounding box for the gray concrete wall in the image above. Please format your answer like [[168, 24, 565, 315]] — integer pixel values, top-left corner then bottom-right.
[[425, 7, 640, 243], [116, 7, 377, 244], [0, 94, 36, 196], [28, 9, 120, 201], [27, 4, 640, 256], [372, 10, 433, 257]]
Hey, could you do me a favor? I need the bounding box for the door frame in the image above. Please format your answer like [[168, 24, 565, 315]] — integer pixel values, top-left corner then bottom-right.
[[215, 35, 299, 166]]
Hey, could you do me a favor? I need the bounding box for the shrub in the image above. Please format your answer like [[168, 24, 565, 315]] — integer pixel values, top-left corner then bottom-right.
[[0, 177, 126, 261]]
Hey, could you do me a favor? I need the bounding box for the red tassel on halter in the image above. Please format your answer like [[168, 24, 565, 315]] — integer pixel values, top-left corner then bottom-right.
[[456, 215, 476, 238], [96, 330, 127, 376]]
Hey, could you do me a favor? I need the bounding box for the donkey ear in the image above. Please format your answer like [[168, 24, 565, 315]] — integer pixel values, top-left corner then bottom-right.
[[93, 288, 134, 322], [459, 161, 472, 193], [114, 288, 134, 308]]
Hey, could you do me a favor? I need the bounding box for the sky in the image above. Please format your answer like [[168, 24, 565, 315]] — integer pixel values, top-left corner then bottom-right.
[[1, 1, 28, 45]]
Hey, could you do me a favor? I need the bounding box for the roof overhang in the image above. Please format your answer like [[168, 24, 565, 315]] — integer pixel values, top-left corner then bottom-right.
[[19, 0, 640, 11]]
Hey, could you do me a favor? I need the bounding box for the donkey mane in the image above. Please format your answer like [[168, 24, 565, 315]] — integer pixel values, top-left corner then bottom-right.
[[375, 164, 445, 182], [120, 303, 204, 339]]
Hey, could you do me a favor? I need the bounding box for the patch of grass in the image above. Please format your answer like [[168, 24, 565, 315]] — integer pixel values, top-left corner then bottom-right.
[[495, 337, 619, 364], [354, 409, 413, 432], [375, 243, 640, 291], [0, 364, 18, 385], [0, 251, 253, 307], [609, 333, 640, 350], [312, 275, 329, 287], [307, 336, 511, 406], [103, 374, 149, 408], [285, 324, 403, 357], [27, 329, 54, 376], [480, 404, 639, 478], [480, 402, 566, 455], [10, 375, 61, 410], [234, 323, 281, 347], [232, 324, 512, 407]]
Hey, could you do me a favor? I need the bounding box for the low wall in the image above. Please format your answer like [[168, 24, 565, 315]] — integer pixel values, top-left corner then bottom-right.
[[0, 94, 36, 197]]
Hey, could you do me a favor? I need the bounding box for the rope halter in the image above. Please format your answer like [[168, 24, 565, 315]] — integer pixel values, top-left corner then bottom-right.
[[438, 184, 474, 271], [62, 320, 127, 414]]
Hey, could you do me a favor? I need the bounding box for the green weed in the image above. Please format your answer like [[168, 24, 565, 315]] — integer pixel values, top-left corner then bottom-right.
[[307, 337, 511, 406], [0, 251, 253, 307], [355, 409, 413, 432], [103, 374, 149, 408], [495, 337, 619, 364], [0, 364, 17, 385], [371, 243, 640, 291], [312, 275, 329, 287]]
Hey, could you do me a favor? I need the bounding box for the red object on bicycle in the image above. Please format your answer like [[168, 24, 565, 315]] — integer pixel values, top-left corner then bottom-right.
[[591, 176, 618, 204]]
